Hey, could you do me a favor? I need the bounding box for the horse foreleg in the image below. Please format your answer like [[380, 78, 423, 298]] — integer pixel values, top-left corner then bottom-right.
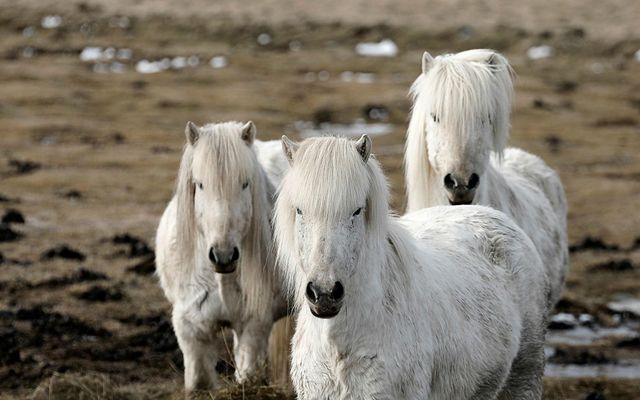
[[233, 318, 272, 384], [172, 309, 221, 393]]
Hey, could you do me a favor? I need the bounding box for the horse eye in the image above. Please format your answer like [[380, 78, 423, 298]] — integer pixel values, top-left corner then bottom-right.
[[296, 208, 302, 216], [352, 208, 362, 217], [197, 182, 203, 190], [242, 181, 249, 190]]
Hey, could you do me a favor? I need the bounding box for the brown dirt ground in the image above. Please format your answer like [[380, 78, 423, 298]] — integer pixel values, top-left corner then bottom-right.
[[0, 1, 639, 399]]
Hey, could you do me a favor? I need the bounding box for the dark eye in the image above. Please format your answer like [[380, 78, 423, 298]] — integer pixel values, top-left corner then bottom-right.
[[296, 208, 302, 216], [431, 113, 439, 123], [352, 208, 362, 217], [196, 182, 203, 190], [242, 181, 249, 190]]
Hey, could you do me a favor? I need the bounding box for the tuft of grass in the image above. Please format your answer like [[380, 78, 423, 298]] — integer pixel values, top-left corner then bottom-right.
[[28, 373, 294, 400]]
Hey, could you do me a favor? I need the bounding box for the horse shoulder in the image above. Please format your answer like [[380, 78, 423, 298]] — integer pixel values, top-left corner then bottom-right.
[[253, 139, 289, 188]]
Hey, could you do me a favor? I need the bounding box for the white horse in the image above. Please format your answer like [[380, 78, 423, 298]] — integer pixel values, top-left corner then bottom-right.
[[404, 49, 568, 307], [275, 135, 548, 399], [155, 121, 288, 392]]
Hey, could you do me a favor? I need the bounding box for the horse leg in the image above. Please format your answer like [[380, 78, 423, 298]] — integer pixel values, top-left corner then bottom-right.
[[172, 309, 221, 392], [497, 329, 545, 400], [233, 318, 272, 384]]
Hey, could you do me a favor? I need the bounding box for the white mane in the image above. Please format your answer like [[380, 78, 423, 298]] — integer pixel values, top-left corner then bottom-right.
[[174, 121, 276, 317], [405, 49, 514, 210]]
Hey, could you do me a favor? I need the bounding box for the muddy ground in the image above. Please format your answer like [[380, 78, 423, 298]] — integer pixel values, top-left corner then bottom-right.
[[0, 1, 639, 399]]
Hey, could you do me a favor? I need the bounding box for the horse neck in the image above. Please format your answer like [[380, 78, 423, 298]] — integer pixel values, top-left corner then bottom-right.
[[474, 158, 511, 214]]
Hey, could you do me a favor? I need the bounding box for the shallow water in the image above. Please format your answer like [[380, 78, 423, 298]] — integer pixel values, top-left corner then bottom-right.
[[547, 325, 639, 346], [545, 362, 640, 379], [294, 120, 394, 138]]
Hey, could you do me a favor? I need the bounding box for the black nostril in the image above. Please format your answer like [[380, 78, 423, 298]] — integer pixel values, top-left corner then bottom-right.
[[208, 248, 217, 264], [306, 282, 318, 303], [444, 174, 457, 190], [467, 173, 480, 190], [230, 247, 240, 262], [331, 282, 344, 301]]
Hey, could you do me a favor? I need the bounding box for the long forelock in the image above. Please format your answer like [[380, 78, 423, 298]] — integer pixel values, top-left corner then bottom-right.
[[410, 50, 513, 154], [286, 137, 372, 220], [192, 122, 256, 194]]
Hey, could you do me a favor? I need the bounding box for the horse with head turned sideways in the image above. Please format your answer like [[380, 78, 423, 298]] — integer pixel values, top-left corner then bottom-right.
[[274, 134, 549, 400], [155, 121, 289, 393], [404, 49, 568, 307]]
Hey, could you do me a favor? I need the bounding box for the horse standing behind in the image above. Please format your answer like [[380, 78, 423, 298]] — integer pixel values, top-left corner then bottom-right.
[[404, 49, 568, 307], [155, 121, 288, 392], [275, 135, 548, 399]]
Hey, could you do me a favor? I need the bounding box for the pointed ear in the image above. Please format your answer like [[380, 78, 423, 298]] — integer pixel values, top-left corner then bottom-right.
[[241, 121, 256, 145], [281, 135, 299, 166], [422, 51, 434, 74], [185, 121, 200, 145], [354, 134, 371, 162], [487, 52, 497, 66]]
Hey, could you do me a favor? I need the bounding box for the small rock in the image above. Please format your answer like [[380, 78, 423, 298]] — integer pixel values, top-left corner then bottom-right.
[[585, 392, 606, 400], [554, 80, 578, 93], [569, 236, 619, 252], [589, 259, 633, 273], [2, 209, 25, 224], [549, 348, 610, 365], [608, 298, 640, 318], [616, 336, 640, 349], [8, 159, 41, 174], [75, 285, 124, 302], [544, 135, 562, 153], [548, 313, 578, 330], [41, 245, 86, 261], [0, 224, 22, 242], [112, 233, 153, 258], [127, 255, 155, 275], [62, 190, 82, 199], [364, 105, 390, 121]]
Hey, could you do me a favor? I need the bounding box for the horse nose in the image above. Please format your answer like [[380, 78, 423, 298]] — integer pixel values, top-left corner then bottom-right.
[[444, 173, 479, 205], [306, 281, 344, 303], [209, 246, 240, 273], [444, 173, 480, 192], [306, 281, 344, 319], [467, 173, 480, 190]]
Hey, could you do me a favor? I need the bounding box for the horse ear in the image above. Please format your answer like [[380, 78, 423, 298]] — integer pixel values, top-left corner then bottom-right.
[[354, 134, 371, 162], [281, 135, 299, 165], [185, 121, 200, 145], [241, 121, 257, 145], [422, 51, 434, 74]]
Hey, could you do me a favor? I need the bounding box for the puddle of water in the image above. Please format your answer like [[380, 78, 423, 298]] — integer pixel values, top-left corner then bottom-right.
[[527, 45, 554, 60], [355, 39, 398, 57], [41, 15, 62, 29], [257, 33, 272, 46], [547, 325, 639, 346], [545, 362, 640, 379], [210, 55, 228, 69], [340, 71, 376, 84], [293, 120, 394, 139], [608, 298, 640, 317]]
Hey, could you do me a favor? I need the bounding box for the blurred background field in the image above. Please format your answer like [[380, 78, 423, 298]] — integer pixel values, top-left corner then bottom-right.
[[0, 0, 639, 399]]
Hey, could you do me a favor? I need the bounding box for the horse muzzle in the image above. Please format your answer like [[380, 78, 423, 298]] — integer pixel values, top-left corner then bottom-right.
[[209, 246, 239, 274], [306, 281, 344, 319]]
